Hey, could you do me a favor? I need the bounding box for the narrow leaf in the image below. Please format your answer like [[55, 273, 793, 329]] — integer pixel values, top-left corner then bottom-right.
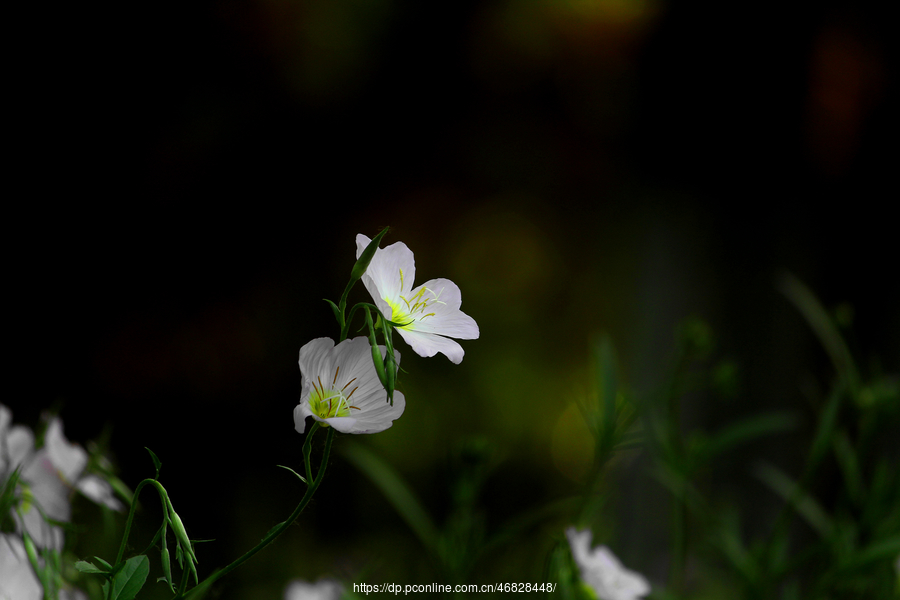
[[340, 227, 390, 313], [778, 272, 860, 393], [94, 556, 113, 570], [704, 411, 797, 458], [276, 464, 307, 484], [341, 443, 439, 553], [350, 227, 389, 282], [754, 462, 834, 539], [323, 299, 343, 329], [145, 447, 162, 479]]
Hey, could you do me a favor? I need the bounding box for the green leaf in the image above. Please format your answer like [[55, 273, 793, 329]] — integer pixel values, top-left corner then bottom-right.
[[276, 465, 307, 484], [703, 411, 797, 458], [341, 442, 439, 553], [838, 536, 900, 571], [94, 556, 113, 570], [145, 447, 162, 479], [324, 298, 343, 328], [75, 560, 107, 574], [594, 335, 619, 449], [754, 462, 834, 539], [777, 272, 860, 394], [809, 385, 843, 471], [108, 555, 150, 600], [180, 569, 221, 600], [350, 227, 389, 283], [0, 467, 22, 528]]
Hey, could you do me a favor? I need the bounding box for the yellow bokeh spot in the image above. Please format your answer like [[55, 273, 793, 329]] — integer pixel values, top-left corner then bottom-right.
[[551, 402, 595, 482]]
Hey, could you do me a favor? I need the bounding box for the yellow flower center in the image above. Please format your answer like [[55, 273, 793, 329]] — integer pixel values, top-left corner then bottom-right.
[[308, 367, 360, 425], [388, 269, 444, 328]]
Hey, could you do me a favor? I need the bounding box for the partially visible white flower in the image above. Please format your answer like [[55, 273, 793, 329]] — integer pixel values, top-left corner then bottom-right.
[[566, 527, 650, 600], [0, 533, 42, 600], [0, 405, 34, 480], [294, 337, 405, 435], [356, 234, 479, 364], [1, 408, 124, 550], [42, 419, 123, 512], [284, 578, 344, 600]]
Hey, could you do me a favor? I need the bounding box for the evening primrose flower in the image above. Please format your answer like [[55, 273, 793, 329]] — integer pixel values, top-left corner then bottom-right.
[[356, 234, 478, 364], [566, 527, 650, 600], [294, 337, 405, 434]]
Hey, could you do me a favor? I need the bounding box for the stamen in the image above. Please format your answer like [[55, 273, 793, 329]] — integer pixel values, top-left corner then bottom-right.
[[333, 365, 340, 385], [399, 268, 405, 291], [350, 406, 360, 410], [346, 386, 359, 400], [341, 377, 357, 391]]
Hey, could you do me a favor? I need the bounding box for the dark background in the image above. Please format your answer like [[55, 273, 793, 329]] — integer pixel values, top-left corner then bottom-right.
[[8, 0, 896, 598]]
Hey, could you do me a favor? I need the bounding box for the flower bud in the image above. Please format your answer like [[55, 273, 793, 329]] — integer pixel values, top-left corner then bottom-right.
[[169, 510, 197, 564]]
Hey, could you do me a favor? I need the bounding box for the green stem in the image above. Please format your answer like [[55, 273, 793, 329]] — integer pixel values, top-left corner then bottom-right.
[[114, 478, 171, 566], [177, 426, 336, 598]]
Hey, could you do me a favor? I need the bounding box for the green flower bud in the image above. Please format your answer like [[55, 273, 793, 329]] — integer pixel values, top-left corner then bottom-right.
[[169, 510, 197, 564], [160, 547, 175, 593]]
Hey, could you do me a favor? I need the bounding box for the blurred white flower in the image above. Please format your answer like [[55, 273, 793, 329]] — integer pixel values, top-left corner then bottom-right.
[[356, 234, 479, 364], [294, 337, 405, 434], [0, 533, 42, 600], [1, 407, 123, 550], [284, 578, 344, 600], [0, 405, 34, 480], [566, 527, 650, 600]]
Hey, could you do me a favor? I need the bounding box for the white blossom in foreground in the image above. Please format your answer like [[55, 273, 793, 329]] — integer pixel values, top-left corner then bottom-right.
[[294, 337, 405, 434], [0, 533, 42, 600], [284, 578, 344, 600], [566, 527, 650, 600], [356, 234, 478, 364]]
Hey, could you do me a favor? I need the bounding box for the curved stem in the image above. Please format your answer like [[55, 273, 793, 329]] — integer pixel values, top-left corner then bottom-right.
[[178, 426, 336, 598], [114, 478, 171, 566]]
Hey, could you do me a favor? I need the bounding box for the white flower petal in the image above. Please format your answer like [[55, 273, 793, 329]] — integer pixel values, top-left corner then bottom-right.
[[404, 278, 480, 339], [396, 328, 466, 364], [2, 426, 34, 477], [356, 235, 415, 311], [0, 405, 10, 436], [44, 418, 88, 484], [566, 527, 650, 600], [76, 475, 124, 511], [0, 533, 43, 600], [293, 404, 315, 434], [284, 578, 344, 600]]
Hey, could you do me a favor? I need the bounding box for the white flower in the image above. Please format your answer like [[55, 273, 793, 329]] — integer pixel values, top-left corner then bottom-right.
[[294, 337, 405, 435], [1, 407, 123, 550], [0, 405, 34, 481], [284, 578, 344, 600], [0, 533, 42, 600], [356, 234, 479, 364], [566, 527, 650, 600]]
